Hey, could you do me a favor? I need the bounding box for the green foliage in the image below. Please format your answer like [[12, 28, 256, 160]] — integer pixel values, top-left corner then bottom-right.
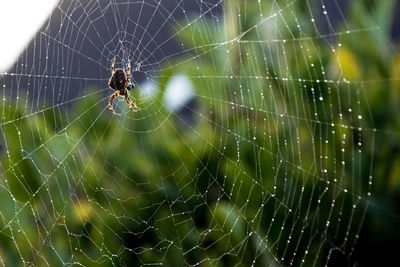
[[0, 0, 399, 266]]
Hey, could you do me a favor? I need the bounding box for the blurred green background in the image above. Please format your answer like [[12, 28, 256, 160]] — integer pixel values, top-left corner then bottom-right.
[[0, 0, 399, 266]]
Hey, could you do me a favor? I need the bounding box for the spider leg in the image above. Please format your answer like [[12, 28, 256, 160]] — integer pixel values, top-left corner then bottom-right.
[[108, 78, 114, 91], [124, 93, 140, 112], [108, 91, 121, 116], [108, 57, 117, 91], [124, 60, 131, 89], [111, 57, 116, 74]]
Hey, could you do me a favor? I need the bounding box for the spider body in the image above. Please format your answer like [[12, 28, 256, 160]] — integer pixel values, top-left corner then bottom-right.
[[107, 58, 139, 115], [109, 69, 129, 93]]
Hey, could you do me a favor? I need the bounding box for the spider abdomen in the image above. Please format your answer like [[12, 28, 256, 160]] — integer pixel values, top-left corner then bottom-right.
[[109, 69, 127, 91]]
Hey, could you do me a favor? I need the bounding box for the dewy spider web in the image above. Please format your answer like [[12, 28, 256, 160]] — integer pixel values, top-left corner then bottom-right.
[[0, 0, 378, 266]]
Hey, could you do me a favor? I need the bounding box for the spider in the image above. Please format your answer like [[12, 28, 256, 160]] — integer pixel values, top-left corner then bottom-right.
[[108, 57, 140, 116]]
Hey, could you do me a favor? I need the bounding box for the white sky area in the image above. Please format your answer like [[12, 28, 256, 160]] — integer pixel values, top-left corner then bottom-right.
[[164, 74, 195, 112], [0, 0, 59, 73]]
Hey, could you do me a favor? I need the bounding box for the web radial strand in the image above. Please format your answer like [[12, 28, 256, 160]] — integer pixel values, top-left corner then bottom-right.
[[0, 0, 376, 266]]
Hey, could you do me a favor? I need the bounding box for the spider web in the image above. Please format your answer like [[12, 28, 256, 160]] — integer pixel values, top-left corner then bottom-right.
[[0, 0, 380, 266]]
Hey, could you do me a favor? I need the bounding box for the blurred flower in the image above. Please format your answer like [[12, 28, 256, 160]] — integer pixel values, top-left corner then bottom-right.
[[163, 74, 195, 112], [73, 199, 93, 224], [334, 47, 362, 81], [391, 54, 400, 90], [390, 54, 400, 109]]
